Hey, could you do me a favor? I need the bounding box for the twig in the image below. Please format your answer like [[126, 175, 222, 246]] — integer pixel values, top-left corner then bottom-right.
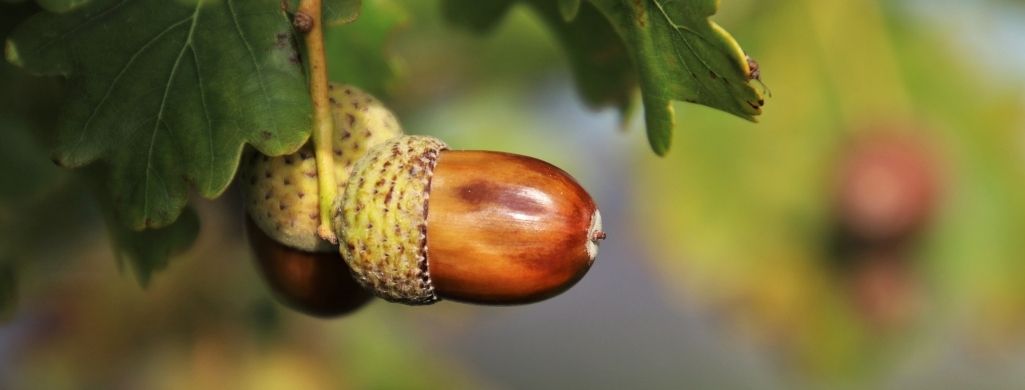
[[296, 0, 338, 244]]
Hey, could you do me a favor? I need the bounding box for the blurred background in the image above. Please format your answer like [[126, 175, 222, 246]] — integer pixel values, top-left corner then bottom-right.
[[3, 0, 1025, 388]]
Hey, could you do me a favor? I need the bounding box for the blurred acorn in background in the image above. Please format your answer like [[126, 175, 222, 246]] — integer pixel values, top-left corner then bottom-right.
[[827, 126, 942, 331], [833, 128, 941, 245]]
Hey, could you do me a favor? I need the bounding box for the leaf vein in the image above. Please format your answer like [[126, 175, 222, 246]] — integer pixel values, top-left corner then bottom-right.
[[650, 0, 717, 75], [142, 1, 202, 224], [189, 46, 215, 194], [70, 16, 194, 155], [226, 0, 272, 107], [32, 0, 131, 55]]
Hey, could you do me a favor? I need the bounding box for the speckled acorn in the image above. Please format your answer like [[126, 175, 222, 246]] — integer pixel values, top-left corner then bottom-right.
[[335, 135, 604, 305], [246, 217, 373, 317], [242, 84, 402, 252]]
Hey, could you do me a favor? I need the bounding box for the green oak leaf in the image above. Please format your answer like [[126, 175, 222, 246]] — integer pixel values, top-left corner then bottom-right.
[[590, 0, 764, 154], [443, 0, 636, 120], [287, 0, 361, 26], [5, 0, 312, 230], [325, 0, 408, 98]]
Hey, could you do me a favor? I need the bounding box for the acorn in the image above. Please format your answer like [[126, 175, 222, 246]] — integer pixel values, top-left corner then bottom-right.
[[335, 135, 604, 305], [242, 84, 403, 252], [246, 217, 373, 317], [834, 130, 939, 244], [241, 84, 398, 316]]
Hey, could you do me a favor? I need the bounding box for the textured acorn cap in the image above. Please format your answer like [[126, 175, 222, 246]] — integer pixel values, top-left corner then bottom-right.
[[335, 135, 447, 304], [243, 84, 403, 252]]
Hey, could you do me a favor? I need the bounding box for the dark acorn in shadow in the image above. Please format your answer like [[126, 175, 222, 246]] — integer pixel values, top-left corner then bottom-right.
[[247, 217, 373, 318]]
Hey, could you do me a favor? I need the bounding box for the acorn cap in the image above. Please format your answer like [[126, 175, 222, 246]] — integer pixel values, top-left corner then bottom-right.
[[334, 135, 447, 304]]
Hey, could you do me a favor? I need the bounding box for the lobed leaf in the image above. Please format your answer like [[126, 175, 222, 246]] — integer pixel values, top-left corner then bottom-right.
[[5, 0, 313, 230], [443, 0, 763, 155], [590, 0, 764, 154]]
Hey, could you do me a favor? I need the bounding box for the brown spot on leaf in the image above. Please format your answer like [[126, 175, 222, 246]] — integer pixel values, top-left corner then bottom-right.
[[632, 0, 647, 27]]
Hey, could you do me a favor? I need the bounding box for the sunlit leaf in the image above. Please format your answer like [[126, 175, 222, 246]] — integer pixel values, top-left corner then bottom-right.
[[590, 0, 764, 154]]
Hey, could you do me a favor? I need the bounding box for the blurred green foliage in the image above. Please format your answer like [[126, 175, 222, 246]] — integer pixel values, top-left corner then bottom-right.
[[635, 0, 1025, 383]]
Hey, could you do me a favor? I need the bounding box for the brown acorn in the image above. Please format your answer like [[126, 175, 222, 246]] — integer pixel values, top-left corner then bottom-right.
[[247, 217, 373, 317], [335, 135, 604, 305]]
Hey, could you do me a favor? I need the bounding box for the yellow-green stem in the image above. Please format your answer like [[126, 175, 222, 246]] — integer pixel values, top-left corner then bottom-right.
[[297, 0, 338, 244]]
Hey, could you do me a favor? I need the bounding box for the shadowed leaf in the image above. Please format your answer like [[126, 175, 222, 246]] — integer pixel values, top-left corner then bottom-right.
[[443, 0, 636, 123], [36, 0, 91, 12]]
